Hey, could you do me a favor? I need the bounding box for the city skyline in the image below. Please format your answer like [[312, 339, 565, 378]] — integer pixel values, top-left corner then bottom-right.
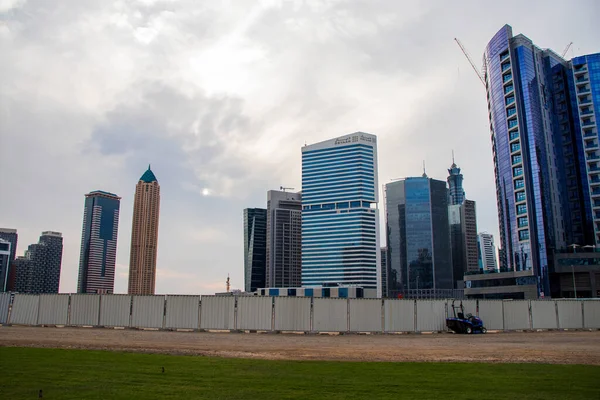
[[2, 0, 598, 294]]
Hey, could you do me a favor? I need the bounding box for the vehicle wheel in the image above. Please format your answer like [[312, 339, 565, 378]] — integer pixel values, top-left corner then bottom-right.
[[482, 327, 487, 334], [465, 326, 472, 334]]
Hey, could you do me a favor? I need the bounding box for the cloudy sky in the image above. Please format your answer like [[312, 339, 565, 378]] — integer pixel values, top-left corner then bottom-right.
[[1, 0, 598, 294]]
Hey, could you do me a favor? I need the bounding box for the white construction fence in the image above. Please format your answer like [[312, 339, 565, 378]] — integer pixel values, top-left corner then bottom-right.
[[1, 294, 599, 333]]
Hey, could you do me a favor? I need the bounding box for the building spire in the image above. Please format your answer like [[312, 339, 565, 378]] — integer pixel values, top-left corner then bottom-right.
[[422, 160, 427, 178]]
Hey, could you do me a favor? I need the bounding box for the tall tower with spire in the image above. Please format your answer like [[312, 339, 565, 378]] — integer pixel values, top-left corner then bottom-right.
[[128, 165, 161, 295], [447, 152, 465, 206]]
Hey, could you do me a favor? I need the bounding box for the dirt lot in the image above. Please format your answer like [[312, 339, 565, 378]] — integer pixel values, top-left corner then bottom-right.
[[1, 326, 599, 364]]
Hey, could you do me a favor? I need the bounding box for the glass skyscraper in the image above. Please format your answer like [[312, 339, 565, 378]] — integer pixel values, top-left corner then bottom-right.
[[244, 208, 267, 292], [78, 190, 121, 294], [301, 132, 380, 294], [385, 176, 453, 297], [568, 53, 600, 244], [484, 24, 599, 297]]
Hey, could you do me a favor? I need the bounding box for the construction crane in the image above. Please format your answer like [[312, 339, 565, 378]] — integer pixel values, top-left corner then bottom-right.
[[561, 42, 573, 58], [280, 186, 294, 192], [454, 38, 486, 88]]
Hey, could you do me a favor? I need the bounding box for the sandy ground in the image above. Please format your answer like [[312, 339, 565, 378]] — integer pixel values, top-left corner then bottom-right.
[[1, 326, 599, 364]]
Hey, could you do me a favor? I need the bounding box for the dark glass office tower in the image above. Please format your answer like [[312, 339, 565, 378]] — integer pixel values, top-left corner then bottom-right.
[[244, 208, 267, 292], [78, 191, 121, 294], [266, 190, 302, 288], [14, 231, 63, 294], [484, 24, 599, 297], [385, 175, 453, 296]]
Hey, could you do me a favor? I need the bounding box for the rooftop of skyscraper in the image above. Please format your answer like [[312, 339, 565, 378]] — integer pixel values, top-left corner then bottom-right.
[[86, 190, 121, 199], [140, 165, 158, 183]]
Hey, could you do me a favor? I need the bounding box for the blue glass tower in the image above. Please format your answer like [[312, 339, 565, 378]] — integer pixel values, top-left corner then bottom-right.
[[484, 25, 565, 297], [301, 132, 380, 294], [569, 53, 600, 245], [484, 25, 599, 297], [78, 191, 121, 294]]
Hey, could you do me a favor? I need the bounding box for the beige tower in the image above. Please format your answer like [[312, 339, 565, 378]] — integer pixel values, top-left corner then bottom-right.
[[128, 165, 160, 295]]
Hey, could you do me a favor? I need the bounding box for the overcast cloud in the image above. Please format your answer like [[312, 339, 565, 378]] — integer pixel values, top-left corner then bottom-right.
[[1, 0, 598, 294]]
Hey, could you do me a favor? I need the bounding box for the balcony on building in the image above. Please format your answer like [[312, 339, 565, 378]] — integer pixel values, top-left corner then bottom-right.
[[584, 129, 596, 138], [509, 130, 519, 142], [578, 85, 591, 94], [585, 140, 598, 149], [579, 96, 592, 105], [576, 75, 589, 83]]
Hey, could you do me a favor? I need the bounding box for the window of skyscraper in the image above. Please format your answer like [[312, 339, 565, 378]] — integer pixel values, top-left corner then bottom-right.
[[513, 166, 523, 177], [519, 230, 530, 241], [518, 217, 528, 228], [514, 179, 524, 189]]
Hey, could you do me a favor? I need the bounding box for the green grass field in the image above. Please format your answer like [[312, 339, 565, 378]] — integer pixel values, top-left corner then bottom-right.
[[0, 347, 598, 399]]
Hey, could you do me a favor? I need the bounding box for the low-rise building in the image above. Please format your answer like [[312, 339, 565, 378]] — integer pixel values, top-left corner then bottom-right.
[[464, 270, 538, 299]]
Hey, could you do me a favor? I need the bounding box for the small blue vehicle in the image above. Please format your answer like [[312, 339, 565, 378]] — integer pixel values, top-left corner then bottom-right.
[[446, 300, 487, 334]]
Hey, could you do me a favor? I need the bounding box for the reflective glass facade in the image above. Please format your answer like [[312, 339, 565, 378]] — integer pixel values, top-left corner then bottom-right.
[[485, 25, 599, 298], [385, 177, 453, 297], [78, 191, 120, 294], [301, 132, 380, 293], [244, 208, 267, 292], [570, 54, 600, 244]]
